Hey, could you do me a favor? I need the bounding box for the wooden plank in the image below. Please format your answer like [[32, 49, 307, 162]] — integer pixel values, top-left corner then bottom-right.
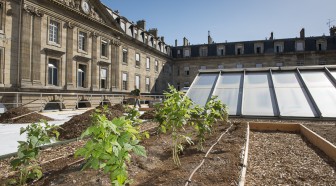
[[249, 122, 300, 132], [300, 124, 336, 162]]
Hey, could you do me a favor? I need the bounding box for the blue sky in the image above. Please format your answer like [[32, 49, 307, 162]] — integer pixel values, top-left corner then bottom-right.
[[101, 0, 336, 46]]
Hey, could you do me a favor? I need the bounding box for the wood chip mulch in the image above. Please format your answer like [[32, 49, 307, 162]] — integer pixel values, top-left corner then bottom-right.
[[246, 131, 336, 185]]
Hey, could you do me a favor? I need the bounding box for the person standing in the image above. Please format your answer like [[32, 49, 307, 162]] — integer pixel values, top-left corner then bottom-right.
[[131, 88, 141, 108]]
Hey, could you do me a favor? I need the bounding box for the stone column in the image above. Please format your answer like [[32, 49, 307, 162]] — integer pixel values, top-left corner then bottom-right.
[[111, 39, 120, 90], [20, 5, 33, 85], [65, 22, 74, 89], [90, 32, 98, 91], [31, 11, 43, 86]]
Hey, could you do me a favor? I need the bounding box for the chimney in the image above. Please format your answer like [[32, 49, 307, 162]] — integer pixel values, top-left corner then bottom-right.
[[148, 28, 158, 37], [175, 39, 178, 47], [330, 26, 336, 37], [161, 36, 165, 42], [269, 32, 274, 40], [183, 37, 188, 46], [136, 20, 146, 30], [208, 31, 213, 44], [300, 28, 305, 39]]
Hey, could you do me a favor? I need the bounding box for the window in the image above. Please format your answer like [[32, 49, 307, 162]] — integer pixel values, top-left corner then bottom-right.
[[318, 60, 326, 65], [184, 49, 190, 57], [297, 61, 304, 66], [256, 64, 263, 68], [78, 31, 87, 51], [218, 65, 224, 69], [236, 64, 243, 68], [275, 45, 283, 53], [146, 57, 150, 70], [200, 47, 207, 56], [236, 44, 244, 55], [48, 59, 58, 86], [49, 20, 59, 44], [77, 64, 86, 87], [134, 28, 138, 38], [200, 66, 206, 70], [145, 77, 150, 92], [100, 68, 107, 89], [0, 3, 3, 31], [184, 82, 190, 87], [176, 82, 180, 91], [276, 62, 283, 67], [316, 40, 326, 51], [135, 53, 140, 66], [256, 47, 261, 54], [120, 22, 126, 31], [296, 41, 304, 51], [135, 75, 140, 89], [184, 66, 190, 76], [101, 40, 108, 57], [153, 40, 156, 48], [217, 46, 225, 56], [123, 49, 128, 64], [122, 73, 128, 90], [155, 60, 159, 72]]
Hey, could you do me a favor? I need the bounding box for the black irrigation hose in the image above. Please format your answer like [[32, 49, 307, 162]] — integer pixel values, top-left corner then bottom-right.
[[185, 122, 234, 186]]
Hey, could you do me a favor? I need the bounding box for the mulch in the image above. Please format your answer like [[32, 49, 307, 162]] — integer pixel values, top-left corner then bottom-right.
[[58, 104, 125, 140], [0, 107, 54, 124]]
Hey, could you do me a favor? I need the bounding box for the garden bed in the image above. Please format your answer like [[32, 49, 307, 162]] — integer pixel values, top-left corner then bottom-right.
[[246, 130, 336, 185], [0, 121, 247, 185], [0, 107, 54, 124], [304, 124, 336, 146]]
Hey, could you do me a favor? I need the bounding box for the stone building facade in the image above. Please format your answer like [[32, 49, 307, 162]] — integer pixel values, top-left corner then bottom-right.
[[0, 0, 335, 110]]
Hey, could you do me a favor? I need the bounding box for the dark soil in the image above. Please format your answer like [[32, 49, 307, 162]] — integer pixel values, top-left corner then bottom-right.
[[58, 105, 124, 140], [29, 121, 246, 186], [0, 107, 54, 124], [139, 110, 156, 120]]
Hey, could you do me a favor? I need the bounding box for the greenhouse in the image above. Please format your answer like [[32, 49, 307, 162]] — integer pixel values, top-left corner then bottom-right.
[[186, 65, 336, 118]]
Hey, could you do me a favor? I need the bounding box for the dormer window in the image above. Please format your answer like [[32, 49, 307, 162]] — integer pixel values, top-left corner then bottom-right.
[[296, 41, 304, 51], [217, 45, 225, 56], [184, 48, 190, 57], [120, 21, 126, 31], [274, 42, 284, 53], [235, 44, 244, 55], [200, 47, 208, 57], [316, 39, 327, 51], [254, 43, 264, 54]]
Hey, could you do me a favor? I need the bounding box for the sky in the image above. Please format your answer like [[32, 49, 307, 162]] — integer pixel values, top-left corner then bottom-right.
[[101, 0, 336, 46]]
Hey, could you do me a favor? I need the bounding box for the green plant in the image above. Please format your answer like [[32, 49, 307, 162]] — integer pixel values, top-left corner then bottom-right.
[[125, 106, 141, 125], [75, 111, 146, 186], [10, 120, 59, 185], [192, 96, 229, 150], [156, 85, 195, 166]]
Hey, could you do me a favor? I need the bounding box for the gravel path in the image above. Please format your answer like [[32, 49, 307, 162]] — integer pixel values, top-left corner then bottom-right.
[[246, 131, 336, 185]]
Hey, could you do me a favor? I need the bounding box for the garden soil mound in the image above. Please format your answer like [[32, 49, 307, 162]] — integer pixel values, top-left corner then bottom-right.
[[139, 110, 156, 120], [0, 107, 53, 124], [58, 104, 124, 140]]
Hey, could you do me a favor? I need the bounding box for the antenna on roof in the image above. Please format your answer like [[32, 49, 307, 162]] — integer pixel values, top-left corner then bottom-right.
[[327, 19, 335, 29]]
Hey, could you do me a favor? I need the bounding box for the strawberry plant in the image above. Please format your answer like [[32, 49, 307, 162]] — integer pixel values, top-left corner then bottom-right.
[[75, 110, 146, 186], [10, 120, 59, 185]]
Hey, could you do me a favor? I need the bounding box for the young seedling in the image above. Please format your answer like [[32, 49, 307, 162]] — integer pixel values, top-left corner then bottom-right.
[[10, 120, 59, 185], [75, 110, 146, 185]]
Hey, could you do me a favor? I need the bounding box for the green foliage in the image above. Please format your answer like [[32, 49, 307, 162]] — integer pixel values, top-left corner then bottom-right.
[[75, 110, 146, 186], [156, 85, 195, 166], [10, 120, 59, 185], [125, 106, 141, 126], [156, 85, 229, 166]]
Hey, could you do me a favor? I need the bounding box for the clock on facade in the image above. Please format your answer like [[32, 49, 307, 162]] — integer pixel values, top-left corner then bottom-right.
[[81, 0, 90, 14]]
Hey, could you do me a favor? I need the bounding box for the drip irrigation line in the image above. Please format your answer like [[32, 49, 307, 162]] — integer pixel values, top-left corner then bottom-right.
[[238, 122, 250, 186], [185, 122, 234, 186]]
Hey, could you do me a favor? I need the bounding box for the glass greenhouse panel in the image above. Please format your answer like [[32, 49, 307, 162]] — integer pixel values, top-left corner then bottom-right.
[[192, 73, 218, 88], [187, 73, 218, 106], [187, 88, 213, 107], [213, 73, 243, 115], [301, 71, 336, 117], [214, 89, 241, 115], [243, 73, 276, 116], [273, 72, 317, 117]]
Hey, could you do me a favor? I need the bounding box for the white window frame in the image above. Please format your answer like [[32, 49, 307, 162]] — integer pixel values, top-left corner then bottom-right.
[[48, 59, 58, 86], [100, 68, 107, 89], [77, 64, 86, 88], [145, 77, 150, 92], [48, 20, 60, 45], [101, 39, 108, 58], [78, 31, 87, 52], [122, 49, 128, 64], [135, 53, 140, 67], [146, 57, 150, 70], [135, 75, 140, 89], [122, 73, 128, 90], [184, 66, 190, 76], [155, 60, 159, 72]]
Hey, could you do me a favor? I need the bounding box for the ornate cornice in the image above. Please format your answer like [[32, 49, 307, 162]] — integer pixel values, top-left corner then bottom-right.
[[111, 38, 121, 47], [65, 21, 74, 29], [23, 3, 44, 17]]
